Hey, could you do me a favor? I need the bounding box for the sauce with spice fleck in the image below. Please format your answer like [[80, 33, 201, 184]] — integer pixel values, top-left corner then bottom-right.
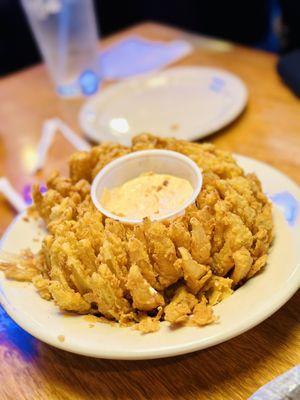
[[100, 172, 193, 220]]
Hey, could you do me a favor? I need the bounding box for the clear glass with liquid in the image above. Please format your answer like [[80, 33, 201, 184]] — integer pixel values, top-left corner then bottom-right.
[[21, 0, 101, 97]]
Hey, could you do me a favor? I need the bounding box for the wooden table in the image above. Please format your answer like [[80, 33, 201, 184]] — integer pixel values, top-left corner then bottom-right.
[[0, 22, 299, 400]]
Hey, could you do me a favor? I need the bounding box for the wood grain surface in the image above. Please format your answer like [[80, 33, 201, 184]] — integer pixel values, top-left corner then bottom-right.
[[0, 22, 299, 400]]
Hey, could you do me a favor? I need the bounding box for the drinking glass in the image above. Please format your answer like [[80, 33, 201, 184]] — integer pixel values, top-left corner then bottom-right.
[[21, 0, 101, 97]]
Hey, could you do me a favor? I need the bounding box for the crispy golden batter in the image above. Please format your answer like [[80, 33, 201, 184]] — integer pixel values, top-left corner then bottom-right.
[[175, 247, 212, 294], [1, 134, 273, 333], [205, 276, 233, 305], [127, 264, 165, 311], [164, 286, 198, 324], [188, 296, 215, 327]]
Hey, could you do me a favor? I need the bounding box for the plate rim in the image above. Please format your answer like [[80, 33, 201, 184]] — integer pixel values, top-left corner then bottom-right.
[[79, 66, 248, 144], [0, 154, 299, 360]]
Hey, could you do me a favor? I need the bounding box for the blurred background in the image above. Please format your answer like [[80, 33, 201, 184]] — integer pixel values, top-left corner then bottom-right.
[[1, 0, 300, 77]]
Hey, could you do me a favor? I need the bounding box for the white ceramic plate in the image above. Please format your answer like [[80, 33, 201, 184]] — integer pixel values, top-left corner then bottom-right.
[[0, 156, 299, 360], [79, 67, 248, 145]]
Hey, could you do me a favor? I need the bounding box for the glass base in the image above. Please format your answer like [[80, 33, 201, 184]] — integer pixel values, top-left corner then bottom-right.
[[57, 84, 81, 98], [56, 70, 101, 98]]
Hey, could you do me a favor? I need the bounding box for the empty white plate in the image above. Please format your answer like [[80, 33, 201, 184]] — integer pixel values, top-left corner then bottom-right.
[[79, 67, 248, 145], [0, 155, 299, 360]]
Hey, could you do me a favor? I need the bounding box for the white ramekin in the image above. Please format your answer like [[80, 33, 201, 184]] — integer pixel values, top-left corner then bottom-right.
[[91, 149, 202, 224]]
